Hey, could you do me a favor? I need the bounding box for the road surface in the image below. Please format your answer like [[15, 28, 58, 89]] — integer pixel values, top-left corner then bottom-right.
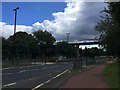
[[2, 62, 73, 89]]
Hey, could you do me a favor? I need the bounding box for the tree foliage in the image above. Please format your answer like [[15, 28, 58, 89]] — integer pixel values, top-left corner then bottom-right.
[[56, 41, 77, 58], [33, 30, 56, 61], [33, 30, 56, 45], [3, 30, 92, 64], [2, 32, 39, 64], [81, 47, 105, 58], [2, 31, 56, 63], [95, 2, 120, 57]]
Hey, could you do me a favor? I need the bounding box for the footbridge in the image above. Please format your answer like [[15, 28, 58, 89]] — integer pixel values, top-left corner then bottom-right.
[[69, 39, 99, 45], [68, 39, 99, 58]]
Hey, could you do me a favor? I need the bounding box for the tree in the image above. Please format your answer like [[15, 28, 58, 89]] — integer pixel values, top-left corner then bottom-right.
[[33, 30, 56, 62], [56, 41, 77, 58], [8, 32, 39, 64], [95, 2, 120, 57], [2, 37, 10, 61], [33, 30, 56, 45]]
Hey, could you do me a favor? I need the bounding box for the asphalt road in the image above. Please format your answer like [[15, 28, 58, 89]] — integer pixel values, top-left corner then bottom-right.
[[2, 62, 73, 89]]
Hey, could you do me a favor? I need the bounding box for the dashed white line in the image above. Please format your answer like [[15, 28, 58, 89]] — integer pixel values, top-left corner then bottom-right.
[[18, 70, 26, 73], [32, 83, 44, 90], [45, 80, 50, 83], [3, 82, 16, 87], [2, 67, 14, 70], [2, 73, 13, 75], [19, 67, 24, 68], [27, 66, 32, 68]]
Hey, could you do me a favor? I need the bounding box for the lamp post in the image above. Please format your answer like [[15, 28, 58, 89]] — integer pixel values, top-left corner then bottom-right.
[[66, 33, 70, 43], [12, 7, 19, 64], [13, 7, 19, 35]]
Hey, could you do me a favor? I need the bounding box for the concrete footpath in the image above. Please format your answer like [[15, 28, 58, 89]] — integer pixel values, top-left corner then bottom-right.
[[62, 64, 110, 88]]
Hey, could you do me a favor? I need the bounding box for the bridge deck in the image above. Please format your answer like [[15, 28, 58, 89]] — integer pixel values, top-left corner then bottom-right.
[[69, 41, 99, 45]]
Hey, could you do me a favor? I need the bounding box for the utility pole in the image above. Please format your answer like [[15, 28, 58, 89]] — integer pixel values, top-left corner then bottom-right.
[[66, 33, 70, 43]]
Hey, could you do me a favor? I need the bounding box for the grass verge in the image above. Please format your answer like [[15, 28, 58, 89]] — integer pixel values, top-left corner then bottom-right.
[[103, 60, 119, 89], [72, 67, 81, 71]]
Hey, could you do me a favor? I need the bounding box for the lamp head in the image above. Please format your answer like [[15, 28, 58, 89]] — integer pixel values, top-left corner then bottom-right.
[[16, 7, 19, 9], [13, 7, 19, 11]]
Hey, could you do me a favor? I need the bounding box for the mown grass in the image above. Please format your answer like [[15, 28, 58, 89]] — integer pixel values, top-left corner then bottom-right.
[[104, 60, 119, 89], [72, 67, 81, 71], [65, 67, 81, 75]]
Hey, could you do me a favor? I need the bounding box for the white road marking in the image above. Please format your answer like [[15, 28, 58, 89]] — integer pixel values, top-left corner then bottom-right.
[[32, 69, 69, 90], [45, 80, 50, 83], [2, 73, 12, 75], [32, 83, 44, 90], [19, 67, 24, 68], [27, 66, 32, 67], [18, 70, 26, 73], [18, 68, 41, 74], [3, 82, 16, 87], [2, 67, 14, 70]]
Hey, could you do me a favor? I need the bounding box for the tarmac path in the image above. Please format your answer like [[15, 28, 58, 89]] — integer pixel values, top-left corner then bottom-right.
[[63, 64, 110, 88]]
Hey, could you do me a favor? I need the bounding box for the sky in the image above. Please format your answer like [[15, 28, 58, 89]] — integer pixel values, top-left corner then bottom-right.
[[1, 1, 107, 44], [2, 2, 66, 25]]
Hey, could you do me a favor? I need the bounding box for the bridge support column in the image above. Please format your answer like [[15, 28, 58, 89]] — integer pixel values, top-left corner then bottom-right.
[[76, 45, 82, 67], [76, 45, 79, 59], [73, 44, 80, 69]]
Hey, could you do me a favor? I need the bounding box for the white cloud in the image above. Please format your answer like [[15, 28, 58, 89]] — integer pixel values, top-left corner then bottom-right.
[[31, 0, 86, 40], [0, 22, 33, 38], [1, 1, 106, 41]]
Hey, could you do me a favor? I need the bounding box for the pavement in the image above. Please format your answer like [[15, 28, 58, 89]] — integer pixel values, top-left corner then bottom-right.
[[62, 64, 110, 88]]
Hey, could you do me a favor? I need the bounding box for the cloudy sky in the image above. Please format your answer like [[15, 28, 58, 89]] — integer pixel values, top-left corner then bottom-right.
[[1, 0, 107, 42]]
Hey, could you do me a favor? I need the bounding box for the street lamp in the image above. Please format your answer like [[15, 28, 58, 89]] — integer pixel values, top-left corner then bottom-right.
[[12, 7, 19, 64], [66, 33, 70, 43], [13, 7, 19, 35]]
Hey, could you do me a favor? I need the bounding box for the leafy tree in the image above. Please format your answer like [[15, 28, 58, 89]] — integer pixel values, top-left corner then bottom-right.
[[2, 37, 10, 61], [82, 47, 105, 58], [56, 41, 77, 58], [33, 30, 56, 62], [33, 30, 56, 45], [7, 32, 39, 64], [95, 2, 120, 57]]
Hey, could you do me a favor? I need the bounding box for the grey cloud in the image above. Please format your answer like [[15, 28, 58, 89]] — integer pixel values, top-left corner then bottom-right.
[[67, 2, 107, 41]]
